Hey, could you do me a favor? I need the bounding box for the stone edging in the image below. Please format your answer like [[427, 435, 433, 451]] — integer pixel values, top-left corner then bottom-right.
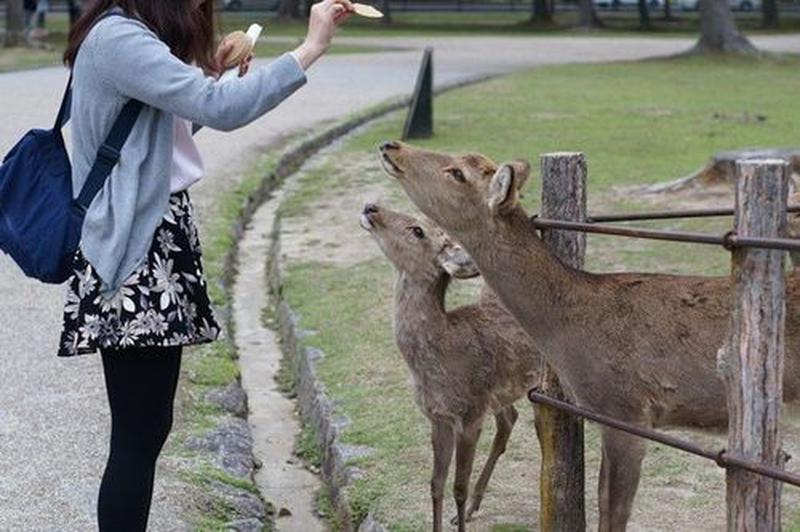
[[220, 72, 498, 531]]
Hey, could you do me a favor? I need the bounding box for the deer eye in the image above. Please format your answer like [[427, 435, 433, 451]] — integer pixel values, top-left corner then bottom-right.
[[411, 226, 425, 239], [446, 168, 466, 183]]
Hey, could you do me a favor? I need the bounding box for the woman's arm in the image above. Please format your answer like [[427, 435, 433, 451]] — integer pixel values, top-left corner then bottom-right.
[[86, 1, 351, 132]]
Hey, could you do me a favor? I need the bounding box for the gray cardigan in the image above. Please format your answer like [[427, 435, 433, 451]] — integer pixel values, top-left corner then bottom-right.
[[71, 10, 306, 296]]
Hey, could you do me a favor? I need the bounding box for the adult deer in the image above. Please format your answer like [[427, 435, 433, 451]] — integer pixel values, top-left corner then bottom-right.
[[360, 204, 543, 532], [378, 141, 800, 531]]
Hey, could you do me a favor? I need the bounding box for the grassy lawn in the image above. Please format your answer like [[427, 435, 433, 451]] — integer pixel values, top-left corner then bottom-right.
[[276, 54, 800, 530]]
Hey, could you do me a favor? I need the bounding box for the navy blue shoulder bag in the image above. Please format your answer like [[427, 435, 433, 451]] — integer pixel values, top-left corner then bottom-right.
[[0, 71, 143, 284]]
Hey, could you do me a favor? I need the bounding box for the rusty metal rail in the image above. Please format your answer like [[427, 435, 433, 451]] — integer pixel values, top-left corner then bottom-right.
[[530, 217, 800, 253], [527, 390, 800, 488], [587, 205, 800, 224]]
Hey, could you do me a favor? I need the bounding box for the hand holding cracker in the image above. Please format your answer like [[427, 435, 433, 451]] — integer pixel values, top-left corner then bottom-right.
[[215, 24, 261, 80]]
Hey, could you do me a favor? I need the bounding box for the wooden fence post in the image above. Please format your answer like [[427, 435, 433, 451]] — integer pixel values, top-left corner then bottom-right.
[[536, 152, 587, 531], [723, 159, 789, 531]]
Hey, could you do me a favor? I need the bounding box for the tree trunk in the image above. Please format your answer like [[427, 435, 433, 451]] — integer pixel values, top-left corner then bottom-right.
[[381, 0, 392, 25], [663, 0, 673, 20], [638, 0, 651, 29], [278, 0, 302, 19], [692, 0, 758, 54], [577, 0, 602, 28], [4, 0, 26, 48], [67, 0, 82, 27], [762, 0, 779, 29], [531, 0, 554, 22]]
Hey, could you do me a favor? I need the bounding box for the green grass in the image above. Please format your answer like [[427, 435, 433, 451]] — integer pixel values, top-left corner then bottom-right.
[[492, 525, 533, 532], [276, 55, 800, 528], [789, 511, 800, 532], [351, 53, 800, 202], [296, 423, 324, 469]]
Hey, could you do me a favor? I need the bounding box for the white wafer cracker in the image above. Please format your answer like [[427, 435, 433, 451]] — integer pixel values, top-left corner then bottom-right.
[[353, 3, 384, 18]]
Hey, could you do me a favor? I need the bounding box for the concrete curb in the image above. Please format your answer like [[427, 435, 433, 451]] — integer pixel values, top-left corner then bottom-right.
[[222, 72, 497, 531]]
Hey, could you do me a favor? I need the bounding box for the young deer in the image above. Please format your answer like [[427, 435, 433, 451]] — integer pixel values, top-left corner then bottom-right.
[[359, 203, 543, 532], [378, 141, 800, 532]]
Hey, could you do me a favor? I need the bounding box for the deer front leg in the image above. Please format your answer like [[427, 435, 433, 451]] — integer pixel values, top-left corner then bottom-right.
[[430, 419, 455, 532], [453, 420, 482, 532], [451, 405, 518, 525], [597, 426, 647, 532]]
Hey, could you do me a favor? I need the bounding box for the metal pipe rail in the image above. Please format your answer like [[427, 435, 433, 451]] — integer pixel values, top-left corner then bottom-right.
[[527, 390, 800, 488], [587, 205, 800, 224], [530, 217, 800, 253]]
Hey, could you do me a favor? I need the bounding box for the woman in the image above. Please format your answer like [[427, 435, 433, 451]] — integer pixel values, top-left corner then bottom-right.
[[59, 0, 352, 529]]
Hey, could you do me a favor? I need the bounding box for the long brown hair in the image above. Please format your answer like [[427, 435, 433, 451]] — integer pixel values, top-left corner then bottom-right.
[[63, 0, 217, 74]]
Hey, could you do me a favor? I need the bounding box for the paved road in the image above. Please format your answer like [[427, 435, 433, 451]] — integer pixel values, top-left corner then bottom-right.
[[1, 34, 798, 530]]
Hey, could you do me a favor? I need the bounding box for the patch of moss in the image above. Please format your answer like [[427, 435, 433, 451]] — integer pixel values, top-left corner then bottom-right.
[[296, 423, 323, 469], [186, 341, 240, 387], [316, 483, 344, 532]]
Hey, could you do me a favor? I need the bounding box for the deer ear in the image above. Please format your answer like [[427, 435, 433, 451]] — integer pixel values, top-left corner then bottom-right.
[[438, 243, 480, 279], [488, 160, 530, 215]]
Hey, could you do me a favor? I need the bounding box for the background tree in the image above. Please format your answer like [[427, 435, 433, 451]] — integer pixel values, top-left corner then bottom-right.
[[381, 0, 392, 25], [4, 0, 26, 48], [278, 0, 303, 19], [531, 0, 554, 23], [663, 0, 673, 20], [67, 0, 82, 27], [693, 0, 757, 54], [577, 0, 602, 28], [637, 0, 651, 29], [762, 0, 779, 28]]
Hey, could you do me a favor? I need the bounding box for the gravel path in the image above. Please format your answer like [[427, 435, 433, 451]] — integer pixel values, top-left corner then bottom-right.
[[1, 34, 798, 530]]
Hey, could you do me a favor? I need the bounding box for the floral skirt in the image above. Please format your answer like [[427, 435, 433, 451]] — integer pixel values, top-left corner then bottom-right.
[[57, 190, 222, 357]]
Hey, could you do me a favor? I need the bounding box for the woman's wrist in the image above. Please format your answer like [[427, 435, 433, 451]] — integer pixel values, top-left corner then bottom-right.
[[293, 40, 326, 70]]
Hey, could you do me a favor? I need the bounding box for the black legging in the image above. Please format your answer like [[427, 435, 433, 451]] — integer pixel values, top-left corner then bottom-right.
[[98, 345, 182, 532]]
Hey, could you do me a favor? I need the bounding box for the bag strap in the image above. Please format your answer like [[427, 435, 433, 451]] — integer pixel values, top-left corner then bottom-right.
[[74, 99, 144, 212], [54, 72, 73, 130]]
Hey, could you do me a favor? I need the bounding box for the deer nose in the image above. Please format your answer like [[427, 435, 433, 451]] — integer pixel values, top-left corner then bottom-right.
[[380, 141, 400, 152], [363, 203, 379, 215]]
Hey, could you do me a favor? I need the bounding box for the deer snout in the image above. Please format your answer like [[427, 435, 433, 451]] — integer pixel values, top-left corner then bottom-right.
[[379, 142, 404, 177], [380, 141, 401, 152], [360, 203, 380, 231]]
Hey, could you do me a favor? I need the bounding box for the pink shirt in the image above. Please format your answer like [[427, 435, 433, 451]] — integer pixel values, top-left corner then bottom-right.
[[170, 117, 204, 193]]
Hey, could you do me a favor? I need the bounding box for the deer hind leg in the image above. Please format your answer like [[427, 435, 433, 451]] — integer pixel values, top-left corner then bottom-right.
[[450, 405, 518, 525], [430, 419, 455, 532], [453, 420, 483, 532], [597, 427, 647, 532]]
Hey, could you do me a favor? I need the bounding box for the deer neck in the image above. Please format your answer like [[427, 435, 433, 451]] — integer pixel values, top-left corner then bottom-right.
[[458, 207, 591, 335], [394, 271, 449, 330], [393, 271, 449, 362]]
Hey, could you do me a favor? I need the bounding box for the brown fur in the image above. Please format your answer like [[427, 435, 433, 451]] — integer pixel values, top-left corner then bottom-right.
[[360, 204, 542, 532], [788, 191, 800, 269], [378, 141, 800, 532]]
